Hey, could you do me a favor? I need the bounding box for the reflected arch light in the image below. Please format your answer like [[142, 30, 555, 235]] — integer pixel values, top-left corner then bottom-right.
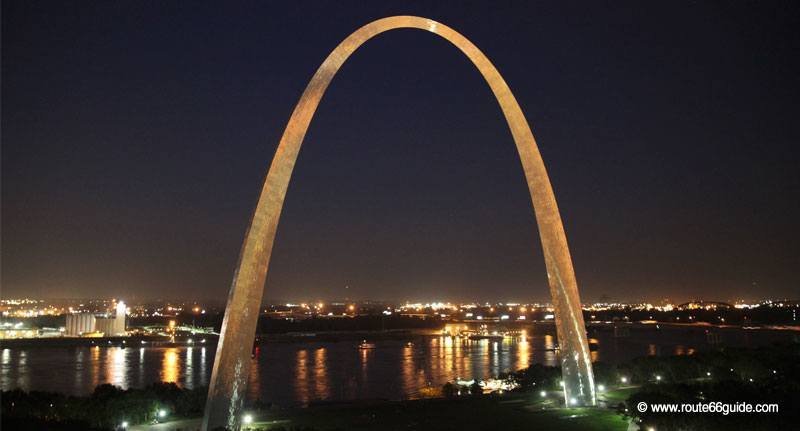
[[202, 16, 595, 430]]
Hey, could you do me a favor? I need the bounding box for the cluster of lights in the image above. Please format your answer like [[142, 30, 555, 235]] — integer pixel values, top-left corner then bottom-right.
[[401, 302, 458, 311], [127, 301, 207, 318], [0, 298, 64, 317]]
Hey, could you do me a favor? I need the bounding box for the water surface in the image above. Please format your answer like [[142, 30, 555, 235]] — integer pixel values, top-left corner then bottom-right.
[[2, 324, 794, 406]]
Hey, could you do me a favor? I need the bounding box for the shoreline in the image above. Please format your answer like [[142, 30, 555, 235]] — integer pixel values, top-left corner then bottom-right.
[[2, 320, 799, 349]]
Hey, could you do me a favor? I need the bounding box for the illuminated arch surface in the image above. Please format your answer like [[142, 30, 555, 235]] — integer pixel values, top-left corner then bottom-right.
[[203, 16, 595, 430]]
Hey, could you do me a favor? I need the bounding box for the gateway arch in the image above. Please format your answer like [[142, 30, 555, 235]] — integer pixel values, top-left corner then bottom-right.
[[203, 16, 595, 430]]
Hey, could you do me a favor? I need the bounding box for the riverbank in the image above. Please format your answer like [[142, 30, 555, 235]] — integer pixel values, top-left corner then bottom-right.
[[0, 335, 215, 348], [0, 328, 425, 348]]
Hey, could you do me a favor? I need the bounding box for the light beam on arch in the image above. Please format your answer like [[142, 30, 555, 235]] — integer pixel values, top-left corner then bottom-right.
[[203, 16, 595, 430]]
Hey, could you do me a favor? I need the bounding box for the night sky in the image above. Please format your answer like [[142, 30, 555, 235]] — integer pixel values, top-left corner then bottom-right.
[[3, 1, 799, 303]]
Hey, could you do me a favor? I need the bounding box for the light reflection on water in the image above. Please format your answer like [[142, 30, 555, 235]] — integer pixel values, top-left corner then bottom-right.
[[108, 347, 127, 387], [91, 347, 100, 389], [314, 347, 328, 400], [1, 326, 793, 406], [161, 348, 180, 383]]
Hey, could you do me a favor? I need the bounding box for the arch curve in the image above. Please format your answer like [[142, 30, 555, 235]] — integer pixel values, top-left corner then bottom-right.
[[203, 16, 595, 430]]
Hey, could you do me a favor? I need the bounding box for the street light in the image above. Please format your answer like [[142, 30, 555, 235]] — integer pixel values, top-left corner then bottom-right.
[[597, 384, 605, 391], [120, 421, 129, 429], [540, 390, 547, 397], [620, 376, 628, 383], [243, 414, 253, 425], [158, 409, 167, 418]]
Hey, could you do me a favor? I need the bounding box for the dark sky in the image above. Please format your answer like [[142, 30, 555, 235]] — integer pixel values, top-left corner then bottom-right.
[[3, 1, 799, 304]]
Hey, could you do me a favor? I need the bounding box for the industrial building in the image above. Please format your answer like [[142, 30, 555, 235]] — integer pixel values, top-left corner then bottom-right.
[[65, 313, 96, 336], [65, 301, 126, 336]]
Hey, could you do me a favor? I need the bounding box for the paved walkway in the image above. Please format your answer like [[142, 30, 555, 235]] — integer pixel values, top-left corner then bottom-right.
[[129, 418, 201, 431]]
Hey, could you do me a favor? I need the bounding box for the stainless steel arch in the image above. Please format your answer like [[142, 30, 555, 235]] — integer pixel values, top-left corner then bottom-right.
[[203, 15, 595, 430]]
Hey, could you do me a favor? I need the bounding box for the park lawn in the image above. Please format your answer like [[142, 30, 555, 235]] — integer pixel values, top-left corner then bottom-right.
[[601, 387, 639, 403], [252, 396, 629, 431]]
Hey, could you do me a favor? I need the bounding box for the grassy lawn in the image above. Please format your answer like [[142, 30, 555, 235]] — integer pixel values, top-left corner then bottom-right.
[[246, 396, 629, 431], [600, 387, 639, 403]]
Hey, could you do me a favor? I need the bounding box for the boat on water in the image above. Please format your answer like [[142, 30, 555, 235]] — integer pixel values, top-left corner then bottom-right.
[[358, 340, 376, 349], [442, 324, 527, 341]]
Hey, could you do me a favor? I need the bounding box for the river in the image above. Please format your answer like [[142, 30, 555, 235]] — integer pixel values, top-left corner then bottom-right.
[[1, 323, 796, 406]]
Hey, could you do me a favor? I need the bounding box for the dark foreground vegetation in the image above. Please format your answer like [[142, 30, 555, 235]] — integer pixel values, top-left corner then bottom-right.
[[3, 343, 798, 430], [620, 344, 800, 431], [2, 382, 206, 430], [492, 343, 800, 431]]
